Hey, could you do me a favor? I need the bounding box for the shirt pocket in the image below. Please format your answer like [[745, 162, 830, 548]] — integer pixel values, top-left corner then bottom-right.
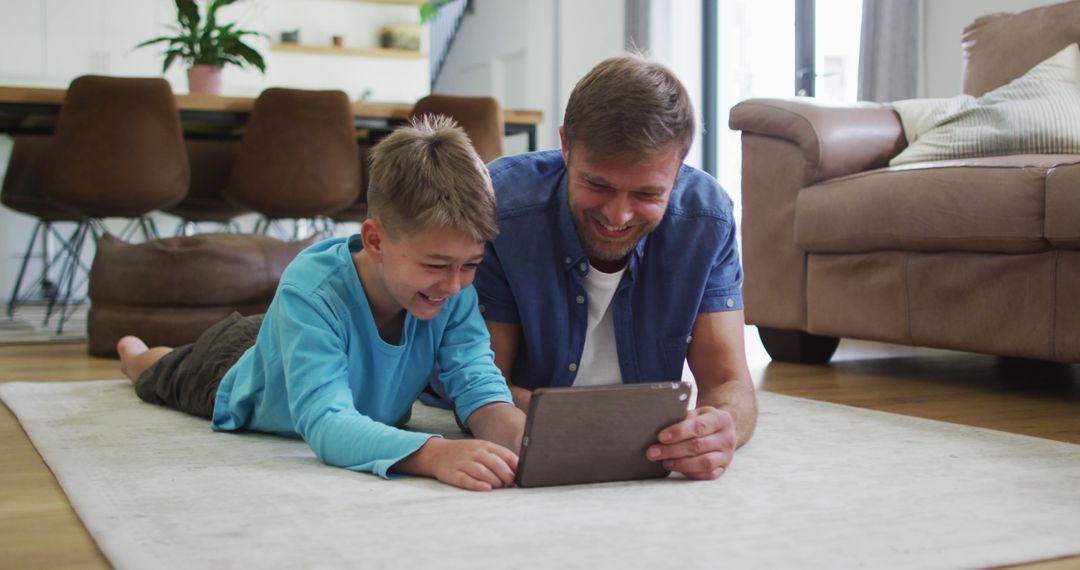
[[657, 334, 692, 380]]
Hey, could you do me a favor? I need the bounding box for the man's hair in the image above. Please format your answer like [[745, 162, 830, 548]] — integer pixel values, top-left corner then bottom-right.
[[367, 114, 497, 243], [563, 54, 696, 161]]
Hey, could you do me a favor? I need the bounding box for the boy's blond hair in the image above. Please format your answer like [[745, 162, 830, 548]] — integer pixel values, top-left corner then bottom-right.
[[367, 115, 497, 242], [563, 54, 695, 162]]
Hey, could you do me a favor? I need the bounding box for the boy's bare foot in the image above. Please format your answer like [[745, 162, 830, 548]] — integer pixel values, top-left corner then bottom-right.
[[117, 336, 151, 382], [117, 337, 174, 382]]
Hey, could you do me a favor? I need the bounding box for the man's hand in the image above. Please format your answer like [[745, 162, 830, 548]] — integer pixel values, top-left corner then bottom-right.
[[646, 406, 737, 480], [398, 437, 518, 492]]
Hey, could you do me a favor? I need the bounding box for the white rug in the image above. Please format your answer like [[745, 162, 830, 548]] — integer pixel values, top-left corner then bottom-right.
[[2, 380, 1079, 570]]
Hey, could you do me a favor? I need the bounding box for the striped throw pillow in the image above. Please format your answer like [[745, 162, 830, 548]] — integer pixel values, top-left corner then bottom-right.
[[890, 43, 1080, 166]]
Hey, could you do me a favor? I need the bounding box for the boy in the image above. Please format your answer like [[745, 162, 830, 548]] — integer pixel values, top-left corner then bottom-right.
[[118, 116, 526, 492]]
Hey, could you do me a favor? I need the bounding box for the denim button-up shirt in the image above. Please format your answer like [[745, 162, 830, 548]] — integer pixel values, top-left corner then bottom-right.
[[476, 150, 743, 390]]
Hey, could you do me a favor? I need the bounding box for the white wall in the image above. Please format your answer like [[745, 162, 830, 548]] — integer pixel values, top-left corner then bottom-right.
[[557, 0, 625, 127], [921, 0, 1064, 97], [431, 0, 559, 153], [434, 0, 710, 167], [0, 0, 431, 304], [434, 0, 626, 153], [646, 0, 702, 168], [0, 0, 428, 100]]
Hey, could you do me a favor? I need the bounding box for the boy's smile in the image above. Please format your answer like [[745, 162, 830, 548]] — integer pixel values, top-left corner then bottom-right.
[[356, 222, 485, 329]]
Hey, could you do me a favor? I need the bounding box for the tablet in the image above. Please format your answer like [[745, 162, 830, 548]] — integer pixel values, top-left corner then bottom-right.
[[515, 382, 693, 488]]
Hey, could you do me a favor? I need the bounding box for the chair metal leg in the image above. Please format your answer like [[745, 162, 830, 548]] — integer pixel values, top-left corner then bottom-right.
[[256, 218, 287, 238], [322, 217, 334, 237], [7, 220, 44, 318], [175, 220, 196, 236], [39, 222, 88, 325], [142, 216, 161, 241], [175, 218, 242, 236], [51, 221, 91, 334], [40, 222, 58, 302], [8, 221, 83, 322], [90, 218, 107, 240], [293, 218, 311, 240]]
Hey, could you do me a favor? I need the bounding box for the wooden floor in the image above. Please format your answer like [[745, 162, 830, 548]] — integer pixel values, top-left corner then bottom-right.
[[2, 333, 1079, 569]]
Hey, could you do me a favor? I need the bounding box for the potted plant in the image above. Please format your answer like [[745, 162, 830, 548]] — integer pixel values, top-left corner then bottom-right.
[[136, 0, 266, 95]]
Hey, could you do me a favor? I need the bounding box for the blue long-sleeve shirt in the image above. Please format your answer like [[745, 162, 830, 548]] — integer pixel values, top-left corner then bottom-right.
[[212, 235, 512, 478]]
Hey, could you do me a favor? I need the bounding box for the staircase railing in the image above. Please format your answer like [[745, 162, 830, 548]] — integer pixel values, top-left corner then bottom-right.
[[427, 0, 471, 90]]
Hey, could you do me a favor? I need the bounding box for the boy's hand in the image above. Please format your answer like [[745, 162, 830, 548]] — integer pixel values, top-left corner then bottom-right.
[[399, 437, 519, 492], [645, 406, 737, 480]]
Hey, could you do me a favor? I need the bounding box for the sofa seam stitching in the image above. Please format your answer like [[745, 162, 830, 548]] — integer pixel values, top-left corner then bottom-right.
[[1050, 250, 1058, 360], [904, 252, 913, 344], [1045, 169, 1057, 360]]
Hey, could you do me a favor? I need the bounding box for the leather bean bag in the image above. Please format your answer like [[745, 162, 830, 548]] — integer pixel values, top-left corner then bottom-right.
[[87, 232, 318, 356]]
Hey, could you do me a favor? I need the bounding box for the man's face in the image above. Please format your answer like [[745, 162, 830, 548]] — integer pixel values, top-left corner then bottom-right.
[[562, 130, 682, 271], [376, 225, 485, 320]]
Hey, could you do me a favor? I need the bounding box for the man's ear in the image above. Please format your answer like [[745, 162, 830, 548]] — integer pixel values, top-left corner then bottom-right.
[[559, 126, 569, 164], [361, 218, 387, 262]]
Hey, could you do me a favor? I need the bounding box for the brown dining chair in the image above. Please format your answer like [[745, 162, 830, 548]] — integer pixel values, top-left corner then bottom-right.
[[408, 94, 505, 163], [0, 134, 83, 321], [328, 143, 370, 231], [166, 139, 248, 235], [225, 88, 360, 238], [40, 75, 190, 330]]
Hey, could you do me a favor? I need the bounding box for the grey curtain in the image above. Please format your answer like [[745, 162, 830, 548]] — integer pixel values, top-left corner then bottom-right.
[[858, 0, 920, 102]]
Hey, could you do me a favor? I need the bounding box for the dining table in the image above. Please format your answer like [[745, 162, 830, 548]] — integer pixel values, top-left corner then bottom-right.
[[0, 86, 543, 151]]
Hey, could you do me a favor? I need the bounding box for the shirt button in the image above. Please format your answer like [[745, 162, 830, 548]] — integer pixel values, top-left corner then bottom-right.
[[579, 262, 587, 272], [686, 335, 693, 344], [564, 257, 571, 265], [726, 298, 735, 308], [478, 304, 486, 313], [576, 295, 585, 304], [568, 363, 578, 372]]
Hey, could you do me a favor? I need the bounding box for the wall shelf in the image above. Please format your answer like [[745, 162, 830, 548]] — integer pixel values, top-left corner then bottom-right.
[[271, 43, 425, 59], [350, 0, 426, 4], [291, 0, 425, 4]]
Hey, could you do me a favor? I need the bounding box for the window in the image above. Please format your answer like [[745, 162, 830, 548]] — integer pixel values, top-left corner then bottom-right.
[[704, 0, 861, 221]]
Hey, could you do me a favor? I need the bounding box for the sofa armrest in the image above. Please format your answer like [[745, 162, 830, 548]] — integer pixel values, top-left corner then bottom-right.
[[729, 97, 906, 184]]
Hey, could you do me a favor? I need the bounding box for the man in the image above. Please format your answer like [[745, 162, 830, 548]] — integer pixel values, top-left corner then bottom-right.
[[475, 55, 757, 480]]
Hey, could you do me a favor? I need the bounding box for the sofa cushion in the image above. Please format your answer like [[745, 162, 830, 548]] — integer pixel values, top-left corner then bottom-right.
[[961, 0, 1080, 97], [794, 155, 1080, 254], [1046, 162, 1080, 248], [806, 251, 1062, 361], [890, 44, 1080, 166]]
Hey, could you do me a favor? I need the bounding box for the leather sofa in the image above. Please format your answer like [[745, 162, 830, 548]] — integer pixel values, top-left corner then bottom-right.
[[728, 1, 1080, 364]]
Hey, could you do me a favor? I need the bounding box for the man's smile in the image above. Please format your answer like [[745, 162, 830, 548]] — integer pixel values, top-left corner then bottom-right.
[[591, 215, 634, 238]]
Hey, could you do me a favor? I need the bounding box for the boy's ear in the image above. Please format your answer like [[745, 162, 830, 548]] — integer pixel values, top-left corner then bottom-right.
[[360, 218, 387, 262]]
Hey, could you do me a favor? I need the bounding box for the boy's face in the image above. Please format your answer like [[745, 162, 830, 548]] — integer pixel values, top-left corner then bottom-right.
[[374, 225, 485, 320]]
